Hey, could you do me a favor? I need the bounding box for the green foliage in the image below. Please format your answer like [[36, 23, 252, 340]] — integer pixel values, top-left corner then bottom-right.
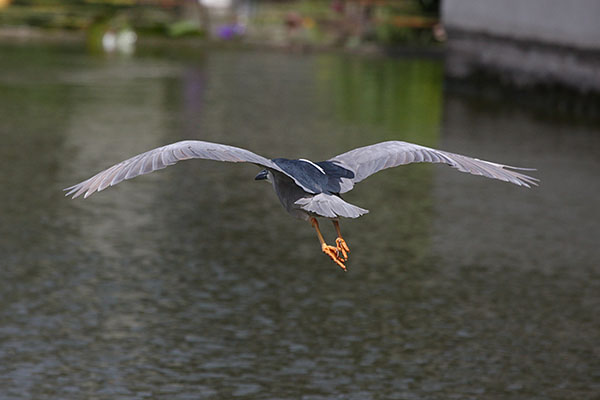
[[2, 0, 439, 45], [2, 0, 184, 37], [167, 20, 205, 38]]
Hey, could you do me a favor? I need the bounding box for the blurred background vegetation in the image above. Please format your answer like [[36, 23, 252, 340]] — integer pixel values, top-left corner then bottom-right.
[[0, 0, 442, 49]]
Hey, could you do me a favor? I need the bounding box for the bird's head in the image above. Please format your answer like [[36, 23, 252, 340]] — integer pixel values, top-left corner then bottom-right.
[[255, 169, 271, 183]]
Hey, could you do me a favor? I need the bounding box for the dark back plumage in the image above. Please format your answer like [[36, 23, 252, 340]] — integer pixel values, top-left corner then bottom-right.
[[272, 158, 354, 194]]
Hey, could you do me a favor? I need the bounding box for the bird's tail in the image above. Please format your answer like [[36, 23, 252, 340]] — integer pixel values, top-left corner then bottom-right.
[[295, 194, 369, 219]]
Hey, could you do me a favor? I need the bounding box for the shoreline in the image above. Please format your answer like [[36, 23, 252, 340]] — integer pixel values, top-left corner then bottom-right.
[[0, 25, 445, 58]]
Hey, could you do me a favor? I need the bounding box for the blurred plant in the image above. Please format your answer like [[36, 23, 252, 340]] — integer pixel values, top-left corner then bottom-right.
[[215, 23, 243, 40], [1, 0, 441, 47], [167, 19, 204, 37], [2, 0, 183, 33]]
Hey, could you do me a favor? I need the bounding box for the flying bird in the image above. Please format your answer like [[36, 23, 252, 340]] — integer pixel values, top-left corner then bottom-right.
[[65, 140, 538, 270]]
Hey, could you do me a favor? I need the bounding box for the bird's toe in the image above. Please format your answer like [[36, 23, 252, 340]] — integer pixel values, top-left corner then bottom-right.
[[321, 244, 347, 271], [335, 238, 350, 261]]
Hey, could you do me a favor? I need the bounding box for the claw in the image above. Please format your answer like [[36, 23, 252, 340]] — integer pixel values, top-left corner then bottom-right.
[[335, 237, 350, 261], [322, 244, 347, 271]]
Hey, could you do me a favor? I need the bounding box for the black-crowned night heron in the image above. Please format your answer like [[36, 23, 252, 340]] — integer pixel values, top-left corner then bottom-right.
[[65, 140, 538, 270]]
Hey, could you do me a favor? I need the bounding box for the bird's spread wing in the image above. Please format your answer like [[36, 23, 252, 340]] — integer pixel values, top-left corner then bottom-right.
[[65, 140, 293, 199], [329, 141, 539, 193]]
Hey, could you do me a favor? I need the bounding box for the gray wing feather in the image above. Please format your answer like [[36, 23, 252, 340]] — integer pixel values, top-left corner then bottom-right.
[[329, 141, 539, 193], [65, 140, 289, 199]]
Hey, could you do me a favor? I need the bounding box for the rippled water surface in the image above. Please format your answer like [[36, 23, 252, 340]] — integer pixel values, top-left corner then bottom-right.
[[0, 43, 598, 399]]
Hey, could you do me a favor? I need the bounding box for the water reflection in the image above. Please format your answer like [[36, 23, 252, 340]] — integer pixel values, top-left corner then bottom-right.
[[0, 43, 597, 399]]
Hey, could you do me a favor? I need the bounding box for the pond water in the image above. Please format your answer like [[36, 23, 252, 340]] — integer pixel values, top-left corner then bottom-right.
[[0, 43, 598, 399]]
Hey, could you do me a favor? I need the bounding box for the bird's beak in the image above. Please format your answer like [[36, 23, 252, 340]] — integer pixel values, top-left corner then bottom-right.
[[255, 169, 269, 181]]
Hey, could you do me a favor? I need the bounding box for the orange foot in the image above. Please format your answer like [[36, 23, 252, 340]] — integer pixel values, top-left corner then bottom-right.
[[335, 238, 350, 261], [322, 244, 347, 271]]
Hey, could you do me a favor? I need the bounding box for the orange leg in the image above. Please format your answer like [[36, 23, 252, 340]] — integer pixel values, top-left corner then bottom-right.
[[332, 220, 350, 262], [310, 217, 347, 271]]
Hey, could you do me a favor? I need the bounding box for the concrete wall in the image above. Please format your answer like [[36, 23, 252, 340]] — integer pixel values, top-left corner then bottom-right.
[[443, 0, 600, 51], [442, 0, 600, 92]]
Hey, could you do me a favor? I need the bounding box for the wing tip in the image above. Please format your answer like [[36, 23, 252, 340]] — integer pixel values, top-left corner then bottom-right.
[[63, 183, 94, 199], [63, 185, 80, 199], [498, 164, 539, 188]]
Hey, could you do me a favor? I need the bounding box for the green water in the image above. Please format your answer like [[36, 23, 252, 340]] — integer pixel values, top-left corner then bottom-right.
[[0, 43, 598, 399]]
